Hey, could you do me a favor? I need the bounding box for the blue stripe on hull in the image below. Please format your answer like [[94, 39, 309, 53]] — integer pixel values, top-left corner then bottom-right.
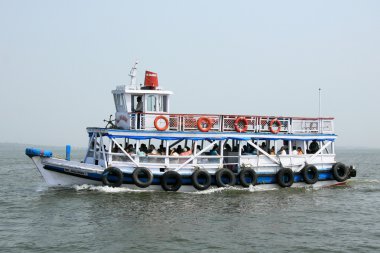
[[43, 165, 335, 186]]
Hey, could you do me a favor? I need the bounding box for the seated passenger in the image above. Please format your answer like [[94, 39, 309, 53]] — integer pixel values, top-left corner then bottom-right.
[[292, 146, 298, 155], [170, 148, 179, 156], [137, 147, 146, 156], [180, 148, 192, 156], [309, 140, 319, 154], [297, 147, 304, 155], [277, 146, 286, 155], [148, 145, 158, 155], [176, 145, 183, 154], [210, 144, 219, 155], [224, 144, 232, 153], [270, 146, 275, 155]]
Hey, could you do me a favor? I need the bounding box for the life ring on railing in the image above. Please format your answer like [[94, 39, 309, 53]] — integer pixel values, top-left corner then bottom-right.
[[154, 115, 169, 131], [197, 117, 212, 132], [269, 119, 282, 134], [234, 117, 248, 133]]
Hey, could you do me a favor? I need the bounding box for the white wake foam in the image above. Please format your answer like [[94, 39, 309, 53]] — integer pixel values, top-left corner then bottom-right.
[[73, 184, 154, 193]]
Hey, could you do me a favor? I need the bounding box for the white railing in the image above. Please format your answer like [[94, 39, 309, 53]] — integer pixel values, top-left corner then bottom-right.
[[125, 113, 334, 134]]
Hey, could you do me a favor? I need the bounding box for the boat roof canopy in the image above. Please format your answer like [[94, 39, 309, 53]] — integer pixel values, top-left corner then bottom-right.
[[87, 128, 337, 142]]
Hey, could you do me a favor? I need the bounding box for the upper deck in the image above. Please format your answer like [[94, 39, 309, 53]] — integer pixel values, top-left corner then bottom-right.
[[117, 112, 335, 135], [111, 63, 335, 135]]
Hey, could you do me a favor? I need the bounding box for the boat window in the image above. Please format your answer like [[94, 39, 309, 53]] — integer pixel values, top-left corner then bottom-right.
[[163, 96, 168, 112], [158, 96, 163, 112], [147, 95, 157, 112]]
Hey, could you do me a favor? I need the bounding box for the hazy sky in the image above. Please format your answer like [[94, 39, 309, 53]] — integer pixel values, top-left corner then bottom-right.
[[0, 0, 379, 148]]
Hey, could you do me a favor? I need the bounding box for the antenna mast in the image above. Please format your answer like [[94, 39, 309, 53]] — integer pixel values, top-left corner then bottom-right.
[[129, 61, 139, 88]]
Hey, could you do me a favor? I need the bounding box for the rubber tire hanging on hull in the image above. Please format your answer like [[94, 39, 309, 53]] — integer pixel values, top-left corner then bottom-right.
[[215, 168, 236, 187], [302, 165, 319, 184], [161, 171, 182, 191], [102, 167, 124, 187], [132, 167, 153, 188], [332, 162, 350, 182], [191, 170, 211, 191], [239, 168, 257, 187], [276, 168, 294, 188]]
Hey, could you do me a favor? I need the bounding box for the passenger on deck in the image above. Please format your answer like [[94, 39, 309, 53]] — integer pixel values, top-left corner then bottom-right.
[[309, 140, 319, 154], [148, 145, 158, 155], [292, 146, 298, 155], [140, 144, 148, 154], [137, 147, 146, 156], [270, 146, 275, 155], [135, 96, 143, 112], [297, 147, 304, 155], [170, 148, 179, 156], [241, 145, 249, 155], [134, 96, 143, 129], [176, 145, 183, 154], [180, 148, 192, 156], [210, 144, 219, 155], [224, 144, 232, 153], [277, 146, 286, 155]]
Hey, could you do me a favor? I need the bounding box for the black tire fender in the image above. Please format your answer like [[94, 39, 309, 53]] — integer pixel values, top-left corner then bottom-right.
[[215, 168, 236, 187], [191, 170, 211, 191], [161, 171, 182, 191], [276, 168, 294, 188], [102, 167, 124, 187], [132, 167, 153, 188], [239, 168, 257, 187], [302, 165, 319, 184], [332, 162, 350, 182]]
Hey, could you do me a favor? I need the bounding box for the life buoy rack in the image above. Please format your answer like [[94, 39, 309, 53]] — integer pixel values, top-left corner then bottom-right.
[[197, 117, 212, 132], [302, 164, 319, 184], [269, 119, 282, 134], [234, 117, 249, 133], [154, 115, 169, 131], [215, 168, 236, 187], [102, 167, 124, 187], [191, 170, 211, 191], [276, 168, 294, 187], [132, 167, 153, 188], [239, 168, 257, 187]]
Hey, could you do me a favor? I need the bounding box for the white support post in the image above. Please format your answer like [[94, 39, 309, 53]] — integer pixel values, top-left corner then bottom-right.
[[108, 136, 113, 164], [84, 133, 95, 162], [100, 135, 107, 167], [111, 138, 140, 167], [175, 140, 219, 171]]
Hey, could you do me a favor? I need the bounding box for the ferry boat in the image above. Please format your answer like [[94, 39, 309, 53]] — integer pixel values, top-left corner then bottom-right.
[[26, 62, 356, 192]]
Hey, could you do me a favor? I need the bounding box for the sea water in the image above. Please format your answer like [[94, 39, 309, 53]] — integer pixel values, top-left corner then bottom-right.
[[0, 143, 379, 253]]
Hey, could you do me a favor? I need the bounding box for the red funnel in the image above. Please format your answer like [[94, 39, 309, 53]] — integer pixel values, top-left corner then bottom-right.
[[144, 71, 159, 89]]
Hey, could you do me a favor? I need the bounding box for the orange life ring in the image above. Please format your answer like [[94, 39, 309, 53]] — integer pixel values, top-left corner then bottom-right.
[[154, 115, 169, 131], [197, 117, 212, 132], [234, 117, 248, 132], [269, 119, 282, 134]]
